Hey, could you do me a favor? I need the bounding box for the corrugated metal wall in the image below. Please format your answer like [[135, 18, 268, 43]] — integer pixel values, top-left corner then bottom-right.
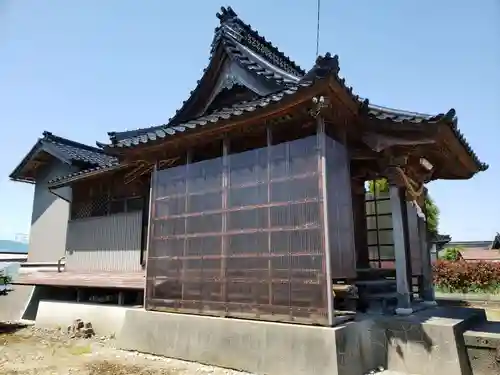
[[65, 211, 143, 272]]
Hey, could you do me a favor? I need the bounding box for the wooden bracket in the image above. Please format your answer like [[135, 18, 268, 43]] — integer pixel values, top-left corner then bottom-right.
[[124, 157, 180, 185]]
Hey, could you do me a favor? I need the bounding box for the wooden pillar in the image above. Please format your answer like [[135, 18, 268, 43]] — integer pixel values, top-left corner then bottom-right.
[[181, 152, 191, 302], [143, 163, 157, 309], [316, 116, 334, 326], [266, 127, 273, 305], [118, 291, 125, 305], [221, 138, 229, 309], [419, 216, 436, 305], [406, 201, 423, 277], [351, 178, 369, 269], [389, 185, 413, 315]]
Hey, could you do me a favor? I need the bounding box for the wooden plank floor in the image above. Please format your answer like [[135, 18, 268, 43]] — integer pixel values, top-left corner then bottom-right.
[[13, 270, 145, 290]]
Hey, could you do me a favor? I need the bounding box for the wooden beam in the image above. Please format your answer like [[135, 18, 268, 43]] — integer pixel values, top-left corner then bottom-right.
[[390, 185, 413, 315], [316, 116, 335, 327]]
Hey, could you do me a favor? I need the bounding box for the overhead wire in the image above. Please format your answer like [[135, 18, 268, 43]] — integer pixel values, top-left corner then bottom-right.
[[315, 0, 321, 57]]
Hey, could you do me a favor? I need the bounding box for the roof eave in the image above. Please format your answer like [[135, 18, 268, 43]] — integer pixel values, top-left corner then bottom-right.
[[361, 106, 487, 178], [8, 140, 44, 181], [47, 163, 130, 189], [105, 80, 328, 152], [444, 115, 488, 176], [9, 142, 73, 183], [9, 176, 36, 184], [8, 137, 75, 181]]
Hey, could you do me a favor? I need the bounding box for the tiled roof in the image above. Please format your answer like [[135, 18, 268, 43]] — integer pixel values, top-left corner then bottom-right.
[[430, 233, 452, 245], [106, 6, 302, 147], [9, 131, 118, 182], [103, 52, 365, 149], [213, 6, 304, 77], [365, 106, 488, 172], [47, 163, 127, 188], [92, 6, 486, 176], [40, 132, 117, 167], [103, 83, 313, 148], [458, 249, 500, 262]]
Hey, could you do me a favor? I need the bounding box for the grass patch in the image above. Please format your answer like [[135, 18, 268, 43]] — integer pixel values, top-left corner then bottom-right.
[[435, 284, 500, 294], [87, 360, 181, 375], [68, 343, 92, 355]]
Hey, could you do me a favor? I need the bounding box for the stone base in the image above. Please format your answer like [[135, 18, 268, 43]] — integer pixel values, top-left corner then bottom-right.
[[116, 309, 385, 375], [371, 307, 486, 375], [115, 307, 487, 375], [464, 321, 500, 375], [395, 307, 414, 316]]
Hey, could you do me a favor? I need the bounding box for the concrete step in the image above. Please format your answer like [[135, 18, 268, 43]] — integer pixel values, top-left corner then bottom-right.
[[360, 292, 399, 315], [356, 279, 396, 287], [363, 291, 399, 301], [356, 268, 396, 280], [356, 279, 397, 294]]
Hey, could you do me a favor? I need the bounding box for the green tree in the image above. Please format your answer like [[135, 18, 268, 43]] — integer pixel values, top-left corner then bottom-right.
[[367, 179, 440, 234], [441, 247, 462, 261]]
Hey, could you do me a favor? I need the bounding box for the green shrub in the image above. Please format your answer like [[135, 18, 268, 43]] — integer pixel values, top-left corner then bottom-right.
[[441, 247, 462, 261], [433, 260, 500, 293], [0, 274, 12, 285]]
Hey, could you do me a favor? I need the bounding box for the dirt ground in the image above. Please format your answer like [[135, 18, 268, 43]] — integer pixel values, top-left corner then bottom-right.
[[0, 323, 253, 375]]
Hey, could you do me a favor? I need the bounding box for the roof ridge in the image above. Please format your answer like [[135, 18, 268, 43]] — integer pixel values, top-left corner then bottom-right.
[[108, 6, 306, 142], [215, 6, 305, 76], [42, 131, 109, 154], [365, 102, 434, 119]]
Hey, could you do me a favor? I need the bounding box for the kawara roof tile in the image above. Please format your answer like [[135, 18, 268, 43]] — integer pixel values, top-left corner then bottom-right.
[[213, 6, 304, 77], [47, 163, 126, 187], [365, 105, 488, 171], [40, 132, 117, 167], [103, 84, 310, 149], [9, 131, 118, 182]]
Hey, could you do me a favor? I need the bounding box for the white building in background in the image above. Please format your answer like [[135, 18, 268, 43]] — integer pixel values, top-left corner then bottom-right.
[[14, 233, 29, 244]]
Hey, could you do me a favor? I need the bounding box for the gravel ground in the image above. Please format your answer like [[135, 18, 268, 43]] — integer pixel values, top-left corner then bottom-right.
[[0, 322, 254, 375], [0, 323, 404, 375]]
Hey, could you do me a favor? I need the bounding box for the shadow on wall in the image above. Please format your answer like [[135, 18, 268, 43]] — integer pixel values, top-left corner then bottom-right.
[[0, 284, 78, 323], [30, 161, 72, 226], [22, 286, 77, 321], [29, 160, 74, 263]]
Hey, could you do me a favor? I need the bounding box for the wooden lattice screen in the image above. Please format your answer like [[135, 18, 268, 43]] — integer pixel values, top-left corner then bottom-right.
[[145, 135, 330, 325]]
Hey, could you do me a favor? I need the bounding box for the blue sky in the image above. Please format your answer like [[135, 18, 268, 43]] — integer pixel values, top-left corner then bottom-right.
[[0, 1, 498, 241]]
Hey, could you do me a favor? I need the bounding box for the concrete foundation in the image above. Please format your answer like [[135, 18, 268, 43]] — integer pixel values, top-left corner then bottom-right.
[[116, 307, 487, 375], [117, 309, 385, 375], [0, 285, 35, 322], [370, 307, 486, 375], [464, 321, 500, 375], [6, 294, 490, 375], [35, 301, 136, 336]]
